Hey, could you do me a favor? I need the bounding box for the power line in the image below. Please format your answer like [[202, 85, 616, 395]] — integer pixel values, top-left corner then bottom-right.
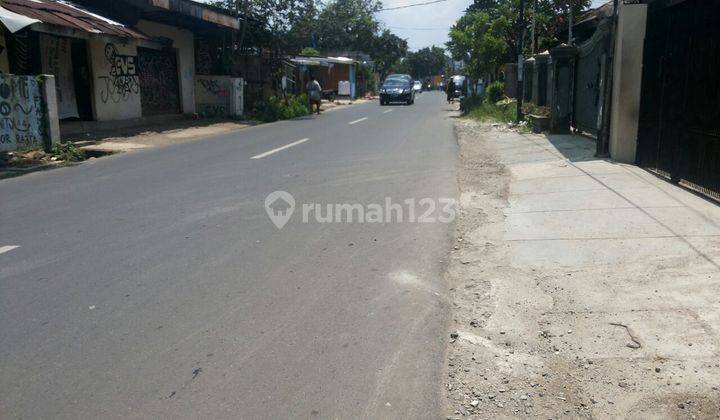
[[377, 0, 450, 12]]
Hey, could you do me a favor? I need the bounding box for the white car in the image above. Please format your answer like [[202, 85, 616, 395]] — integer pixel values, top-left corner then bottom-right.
[[412, 80, 422, 94]]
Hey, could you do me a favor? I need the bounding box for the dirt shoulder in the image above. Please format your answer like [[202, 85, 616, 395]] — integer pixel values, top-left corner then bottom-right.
[[445, 119, 720, 419]]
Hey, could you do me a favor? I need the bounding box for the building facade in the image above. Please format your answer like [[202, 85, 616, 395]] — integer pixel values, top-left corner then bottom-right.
[[0, 0, 240, 128]]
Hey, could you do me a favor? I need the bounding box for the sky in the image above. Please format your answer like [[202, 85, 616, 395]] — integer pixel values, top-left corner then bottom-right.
[[376, 0, 473, 51], [199, 0, 610, 52], [378, 0, 609, 51]]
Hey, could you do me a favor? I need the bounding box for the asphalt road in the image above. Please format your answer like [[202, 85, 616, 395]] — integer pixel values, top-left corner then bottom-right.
[[0, 92, 458, 419]]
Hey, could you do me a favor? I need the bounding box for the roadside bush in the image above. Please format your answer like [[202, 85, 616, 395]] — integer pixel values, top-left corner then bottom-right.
[[51, 142, 85, 162], [300, 47, 320, 57], [485, 81, 505, 104], [253, 94, 311, 122], [464, 101, 516, 123], [522, 102, 550, 117], [459, 94, 483, 113]]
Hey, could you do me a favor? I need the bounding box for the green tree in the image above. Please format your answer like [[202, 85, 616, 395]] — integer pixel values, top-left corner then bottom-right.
[[447, 0, 591, 78], [398, 46, 447, 79], [447, 10, 508, 79], [209, 0, 318, 52], [372, 30, 409, 78], [211, 0, 409, 90], [315, 0, 382, 52], [300, 47, 321, 56]]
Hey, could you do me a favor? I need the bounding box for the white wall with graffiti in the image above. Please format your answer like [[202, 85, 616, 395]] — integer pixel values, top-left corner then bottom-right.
[[195, 76, 243, 118], [87, 22, 196, 121], [89, 39, 142, 121], [0, 75, 49, 152]]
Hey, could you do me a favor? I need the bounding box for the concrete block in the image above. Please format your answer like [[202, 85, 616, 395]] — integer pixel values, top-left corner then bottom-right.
[[39, 75, 61, 150]]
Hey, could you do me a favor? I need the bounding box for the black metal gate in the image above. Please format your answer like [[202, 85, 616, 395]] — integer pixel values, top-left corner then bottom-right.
[[637, 0, 720, 200], [573, 20, 611, 136], [137, 47, 181, 116]]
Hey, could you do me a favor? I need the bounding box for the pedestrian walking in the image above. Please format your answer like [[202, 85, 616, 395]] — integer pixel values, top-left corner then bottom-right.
[[306, 76, 322, 115]]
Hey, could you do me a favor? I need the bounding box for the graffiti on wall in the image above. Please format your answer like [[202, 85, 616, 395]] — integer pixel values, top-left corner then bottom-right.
[[137, 47, 180, 116], [0, 74, 46, 151], [198, 78, 229, 97], [99, 43, 139, 104], [195, 76, 233, 117]]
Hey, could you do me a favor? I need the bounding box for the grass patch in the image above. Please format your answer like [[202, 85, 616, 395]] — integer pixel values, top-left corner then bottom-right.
[[252, 94, 311, 123], [461, 95, 517, 123], [51, 142, 86, 162]]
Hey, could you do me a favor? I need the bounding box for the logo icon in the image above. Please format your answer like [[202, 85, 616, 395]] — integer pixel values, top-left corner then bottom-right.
[[265, 191, 295, 229]]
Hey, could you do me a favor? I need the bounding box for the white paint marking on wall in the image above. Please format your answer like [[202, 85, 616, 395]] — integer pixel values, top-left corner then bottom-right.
[[0, 245, 20, 255], [349, 117, 368, 125], [383, 109, 393, 114], [251, 138, 310, 159]]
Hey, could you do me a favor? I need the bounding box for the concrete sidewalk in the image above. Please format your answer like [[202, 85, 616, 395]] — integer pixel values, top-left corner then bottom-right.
[[446, 122, 720, 418], [73, 98, 372, 153]]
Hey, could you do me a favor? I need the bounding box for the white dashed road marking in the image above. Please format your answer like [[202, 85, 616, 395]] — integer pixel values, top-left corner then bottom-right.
[[0, 245, 20, 255], [251, 138, 310, 159], [383, 109, 393, 113], [349, 117, 368, 125]]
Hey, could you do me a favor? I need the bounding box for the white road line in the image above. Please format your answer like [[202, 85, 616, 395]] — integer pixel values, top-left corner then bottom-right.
[[383, 109, 393, 113], [349, 117, 368, 125], [0, 245, 20, 255], [251, 138, 309, 159]]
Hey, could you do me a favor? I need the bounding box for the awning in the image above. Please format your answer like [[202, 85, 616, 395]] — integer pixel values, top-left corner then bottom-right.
[[0, 0, 148, 39], [0, 5, 40, 33], [290, 56, 358, 67]]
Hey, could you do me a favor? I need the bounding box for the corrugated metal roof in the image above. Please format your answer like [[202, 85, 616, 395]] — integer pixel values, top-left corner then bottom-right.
[[1, 0, 149, 39], [290, 56, 358, 66]]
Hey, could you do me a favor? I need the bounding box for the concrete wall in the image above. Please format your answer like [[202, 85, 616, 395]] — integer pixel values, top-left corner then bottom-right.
[[135, 20, 196, 115], [195, 75, 243, 117], [0, 74, 58, 151], [87, 20, 196, 122], [89, 39, 142, 121], [609, 3, 648, 163]]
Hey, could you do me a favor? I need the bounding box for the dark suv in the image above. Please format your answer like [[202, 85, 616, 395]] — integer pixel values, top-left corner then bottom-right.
[[379, 78, 415, 105]]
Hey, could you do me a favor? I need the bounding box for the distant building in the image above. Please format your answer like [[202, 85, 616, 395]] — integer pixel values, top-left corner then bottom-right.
[[289, 55, 358, 100]]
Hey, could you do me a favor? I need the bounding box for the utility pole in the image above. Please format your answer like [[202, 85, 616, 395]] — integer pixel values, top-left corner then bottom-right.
[[531, 0, 536, 55], [516, 0, 525, 123]]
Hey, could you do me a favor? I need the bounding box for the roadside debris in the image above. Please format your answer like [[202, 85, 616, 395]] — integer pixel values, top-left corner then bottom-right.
[[609, 322, 642, 349]]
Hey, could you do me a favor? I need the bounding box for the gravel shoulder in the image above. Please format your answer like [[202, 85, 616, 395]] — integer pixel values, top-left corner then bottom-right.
[[444, 119, 720, 419]]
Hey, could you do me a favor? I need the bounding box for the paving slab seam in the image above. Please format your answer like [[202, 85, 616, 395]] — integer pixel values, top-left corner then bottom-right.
[[505, 206, 687, 215], [508, 187, 608, 197], [504, 235, 702, 242], [568, 162, 720, 271], [619, 165, 720, 232], [504, 131, 720, 271], [512, 173, 597, 182]]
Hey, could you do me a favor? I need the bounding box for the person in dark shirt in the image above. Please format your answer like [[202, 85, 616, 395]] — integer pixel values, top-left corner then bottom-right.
[[446, 78, 456, 103]]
